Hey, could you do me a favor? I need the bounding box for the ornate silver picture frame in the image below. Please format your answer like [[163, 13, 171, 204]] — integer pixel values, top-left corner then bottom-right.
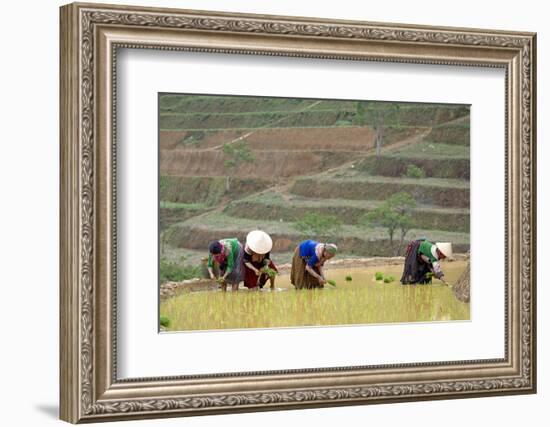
[[60, 2, 536, 423]]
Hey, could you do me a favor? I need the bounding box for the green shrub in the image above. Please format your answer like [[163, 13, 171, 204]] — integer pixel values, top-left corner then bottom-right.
[[223, 141, 255, 169], [375, 272, 384, 281], [159, 258, 202, 284], [405, 164, 426, 179], [160, 316, 170, 328], [345, 275, 353, 282]]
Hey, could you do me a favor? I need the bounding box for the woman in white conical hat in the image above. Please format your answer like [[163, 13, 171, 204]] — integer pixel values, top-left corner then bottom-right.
[[400, 238, 452, 285], [243, 230, 278, 290]]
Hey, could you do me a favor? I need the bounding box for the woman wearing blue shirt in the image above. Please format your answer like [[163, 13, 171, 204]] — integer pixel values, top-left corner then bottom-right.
[[290, 240, 338, 289]]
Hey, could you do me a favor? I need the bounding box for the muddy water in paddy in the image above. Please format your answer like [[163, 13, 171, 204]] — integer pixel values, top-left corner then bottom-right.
[[160, 260, 470, 332]]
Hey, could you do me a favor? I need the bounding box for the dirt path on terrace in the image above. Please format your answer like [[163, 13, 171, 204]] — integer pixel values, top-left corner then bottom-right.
[[314, 127, 432, 178], [180, 125, 433, 224], [240, 126, 432, 202], [177, 112, 465, 224], [206, 100, 324, 151], [436, 114, 470, 127]]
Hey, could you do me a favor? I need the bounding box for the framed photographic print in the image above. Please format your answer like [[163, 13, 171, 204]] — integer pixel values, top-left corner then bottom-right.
[[60, 2, 537, 423]]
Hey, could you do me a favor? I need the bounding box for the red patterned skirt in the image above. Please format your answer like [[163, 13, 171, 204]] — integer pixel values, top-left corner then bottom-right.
[[243, 260, 278, 289]]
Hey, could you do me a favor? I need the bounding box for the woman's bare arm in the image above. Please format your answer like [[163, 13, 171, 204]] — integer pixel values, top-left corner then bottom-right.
[[305, 265, 325, 284], [244, 262, 260, 275]]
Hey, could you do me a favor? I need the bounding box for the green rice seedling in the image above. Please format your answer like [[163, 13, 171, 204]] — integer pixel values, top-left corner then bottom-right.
[[345, 275, 353, 281], [327, 279, 337, 287], [261, 266, 278, 279], [159, 315, 170, 328], [375, 272, 384, 281], [383, 275, 396, 283]]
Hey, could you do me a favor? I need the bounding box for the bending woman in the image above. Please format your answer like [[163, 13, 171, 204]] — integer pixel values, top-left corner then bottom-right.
[[207, 238, 244, 291], [400, 239, 452, 285], [290, 240, 337, 289], [242, 230, 278, 290]]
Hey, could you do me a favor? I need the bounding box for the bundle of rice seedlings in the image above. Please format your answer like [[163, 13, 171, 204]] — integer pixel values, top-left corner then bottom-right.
[[260, 266, 278, 279]]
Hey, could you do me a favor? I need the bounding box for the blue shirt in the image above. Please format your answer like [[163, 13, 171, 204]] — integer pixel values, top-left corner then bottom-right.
[[299, 240, 321, 267]]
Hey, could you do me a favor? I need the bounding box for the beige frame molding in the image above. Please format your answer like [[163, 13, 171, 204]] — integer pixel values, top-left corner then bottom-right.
[[60, 2, 537, 423]]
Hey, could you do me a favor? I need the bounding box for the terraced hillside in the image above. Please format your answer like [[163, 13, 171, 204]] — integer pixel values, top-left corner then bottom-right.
[[159, 94, 470, 262]]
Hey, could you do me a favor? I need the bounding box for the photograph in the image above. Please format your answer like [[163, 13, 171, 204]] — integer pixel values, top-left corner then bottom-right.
[[158, 93, 472, 332]]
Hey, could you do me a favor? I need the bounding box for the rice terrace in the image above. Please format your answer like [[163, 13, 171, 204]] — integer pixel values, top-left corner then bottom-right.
[[158, 93, 471, 332]]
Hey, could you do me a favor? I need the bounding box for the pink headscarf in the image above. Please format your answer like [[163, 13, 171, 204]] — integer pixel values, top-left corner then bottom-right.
[[212, 251, 226, 265]]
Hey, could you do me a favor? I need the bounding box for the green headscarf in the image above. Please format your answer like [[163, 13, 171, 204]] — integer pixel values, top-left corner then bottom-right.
[[324, 243, 338, 255]]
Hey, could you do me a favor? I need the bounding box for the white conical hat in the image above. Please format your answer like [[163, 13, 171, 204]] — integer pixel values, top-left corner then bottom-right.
[[436, 242, 453, 259], [246, 230, 273, 254]]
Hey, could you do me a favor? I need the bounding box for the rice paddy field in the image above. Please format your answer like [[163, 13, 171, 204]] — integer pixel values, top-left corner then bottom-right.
[[158, 94, 471, 333], [160, 260, 470, 332]]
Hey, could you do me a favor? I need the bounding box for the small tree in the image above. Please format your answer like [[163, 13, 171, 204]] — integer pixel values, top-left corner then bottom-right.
[[361, 102, 386, 157], [361, 192, 416, 255], [294, 213, 342, 238], [355, 101, 366, 126], [222, 141, 254, 191], [359, 102, 404, 156], [374, 115, 384, 156], [390, 103, 401, 129]]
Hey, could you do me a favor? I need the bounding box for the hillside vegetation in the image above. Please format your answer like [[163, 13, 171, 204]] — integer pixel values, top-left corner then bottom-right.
[[159, 94, 470, 265]]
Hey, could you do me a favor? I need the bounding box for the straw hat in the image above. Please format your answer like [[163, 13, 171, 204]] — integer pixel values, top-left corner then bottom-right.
[[246, 230, 273, 254], [435, 242, 453, 259]]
